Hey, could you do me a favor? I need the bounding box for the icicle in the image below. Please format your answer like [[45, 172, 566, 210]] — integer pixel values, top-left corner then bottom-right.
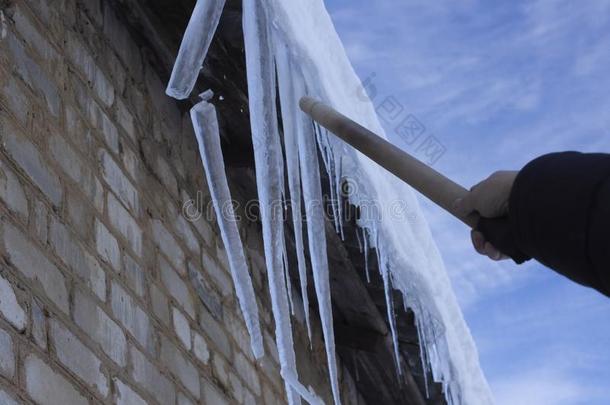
[[416, 311, 431, 399], [282, 237, 295, 316], [166, 0, 227, 99], [282, 369, 325, 405], [190, 97, 264, 359], [273, 38, 312, 341], [377, 241, 402, 376], [295, 78, 341, 405], [242, 1, 301, 404], [334, 155, 345, 240], [363, 231, 371, 283]]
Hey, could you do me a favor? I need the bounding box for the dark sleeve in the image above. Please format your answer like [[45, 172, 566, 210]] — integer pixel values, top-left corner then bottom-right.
[[509, 152, 610, 297]]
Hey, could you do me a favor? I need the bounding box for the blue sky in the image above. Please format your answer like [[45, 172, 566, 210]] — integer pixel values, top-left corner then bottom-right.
[[325, 0, 610, 403]]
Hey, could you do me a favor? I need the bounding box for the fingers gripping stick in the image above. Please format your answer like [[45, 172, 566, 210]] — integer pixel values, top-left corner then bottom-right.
[[299, 96, 528, 264]]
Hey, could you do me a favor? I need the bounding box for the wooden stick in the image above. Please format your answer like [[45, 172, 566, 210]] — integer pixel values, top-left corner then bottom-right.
[[299, 96, 479, 228]]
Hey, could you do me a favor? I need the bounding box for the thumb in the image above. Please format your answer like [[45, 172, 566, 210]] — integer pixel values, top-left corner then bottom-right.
[[453, 192, 476, 218]]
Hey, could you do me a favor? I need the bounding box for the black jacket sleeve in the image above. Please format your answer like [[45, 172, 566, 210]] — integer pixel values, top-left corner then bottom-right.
[[509, 152, 610, 297]]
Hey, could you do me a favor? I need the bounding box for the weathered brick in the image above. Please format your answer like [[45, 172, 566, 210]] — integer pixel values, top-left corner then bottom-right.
[[6, 31, 60, 117], [13, 4, 59, 65], [32, 199, 48, 243], [99, 149, 139, 213], [49, 217, 105, 300], [172, 306, 191, 350], [159, 256, 195, 318], [201, 252, 233, 297], [111, 281, 152, 350], [212, 354, 229, 386], [2, 222, 68, 313], [103, 3, 142, 77], [123, 253, 144, 297], [226, 312, 254, 362], [0, 273, 26, 331], [65, 31, 114, 107], [243, 389, 256, 405], [0, 389, 18, 405], [2, 126, 62, 206], [200, 306, 231, 359], [115, 96, 137, 144], [114, 378, 147, 405], [0, 159, 28, 217], [74, 291, 127, 367], [95, 219, 120, 271], [50, 319, 109, 397], [90, 104, 120, 154], [49, 134, 100, 203], [31, 298, 47, 350], [150, 283, 170, 326], [160, 336, 200, 398], [175, 212, 200, 255], [130, 346, 176, 405], [230, 371, 246, 403], [178, 391, 195, 405], [25, 354, 88, 405], [121, 143, 139, 181], [234, 351, 261, 396], [0, 328, 15, 379], [153, 220, 185, 273], [1, 78, 31, 126], [107, 192, 142, 257], [203, 380, 230, 405], [193, 333, 210, 365], [188, 263, 222, 320]]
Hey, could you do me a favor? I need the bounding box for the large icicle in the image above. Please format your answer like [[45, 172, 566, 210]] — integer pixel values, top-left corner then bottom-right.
[[166, 0, 226, 99], [294, 77, 341, 405], [190, 97, 264, 359], [274, 39, 313, 341], [242, 1, 303, 404]]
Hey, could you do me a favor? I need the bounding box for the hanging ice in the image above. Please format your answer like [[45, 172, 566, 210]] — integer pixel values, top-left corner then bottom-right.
[[190, 96, 264, 359], [274, 39, 313, 341], [242, 0, 302, 403], [166, 0, 226, 99], [168, 0, 495, 403]]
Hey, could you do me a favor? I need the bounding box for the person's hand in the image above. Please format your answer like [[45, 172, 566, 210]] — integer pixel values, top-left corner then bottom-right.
[[453, 171, 518, 261]]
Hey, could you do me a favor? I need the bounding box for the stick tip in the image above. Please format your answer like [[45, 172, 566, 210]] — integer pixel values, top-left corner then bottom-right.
[[299, 96, 319, 115]]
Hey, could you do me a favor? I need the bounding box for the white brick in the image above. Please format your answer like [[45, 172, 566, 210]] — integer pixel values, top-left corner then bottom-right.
[[172, 307, 191, 350], [201, 253, 232, 298], [107, 192, 142, 256], [115, 97, 136, 144], [229, 372, 244, 403], [175, 213, 200, 255], [178, 392, 195, 405], [2, 127, 62, 206], [0, 160, 28, 217], [160, 257, 195, 319], [50, 217, 105, 300], [154, 156, 178, 197], [234, 351, 261, 396], [0, 328, 14, 378], [123, 254, 144, 297], [153, 220, 185, 273], [25, 354, 88, 405], [0, 389, 18, 405], [130, 346, 176, 405], [90, 101, 120, 154], [31, 299, 47, 350], [99, 149, 139, 213], [65, 32, 114, 107], [244, 389, 256, 405], [13, 5, 59, 64], [32, 199, 48, 243], [74, 291, 126, 366], [114, 378, 146, 405], [199, 307, 231, 359], [203, 380, 230, 405], [2, 223, 68, 313], [193, 333, 210, 365], [1, 78, 30, 126], [6, 32, 60, 117], [160, 336, 200, 398], [212, 355, 229, 386], [150, 283, 170, 326], [0, 273, 26, 331], [95, 219, 120, 270], [50, 319, 109, 396], [111, 282, 151, 350], [49, 134, 100, 204]]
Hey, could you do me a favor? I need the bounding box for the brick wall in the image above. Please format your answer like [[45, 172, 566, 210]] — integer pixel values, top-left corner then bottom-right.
[[0, 1, 365, 404]]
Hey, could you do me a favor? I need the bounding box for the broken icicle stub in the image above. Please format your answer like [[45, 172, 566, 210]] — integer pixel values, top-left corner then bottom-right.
[[166, 0, 226, 99], [190, 97, 264, 359]]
